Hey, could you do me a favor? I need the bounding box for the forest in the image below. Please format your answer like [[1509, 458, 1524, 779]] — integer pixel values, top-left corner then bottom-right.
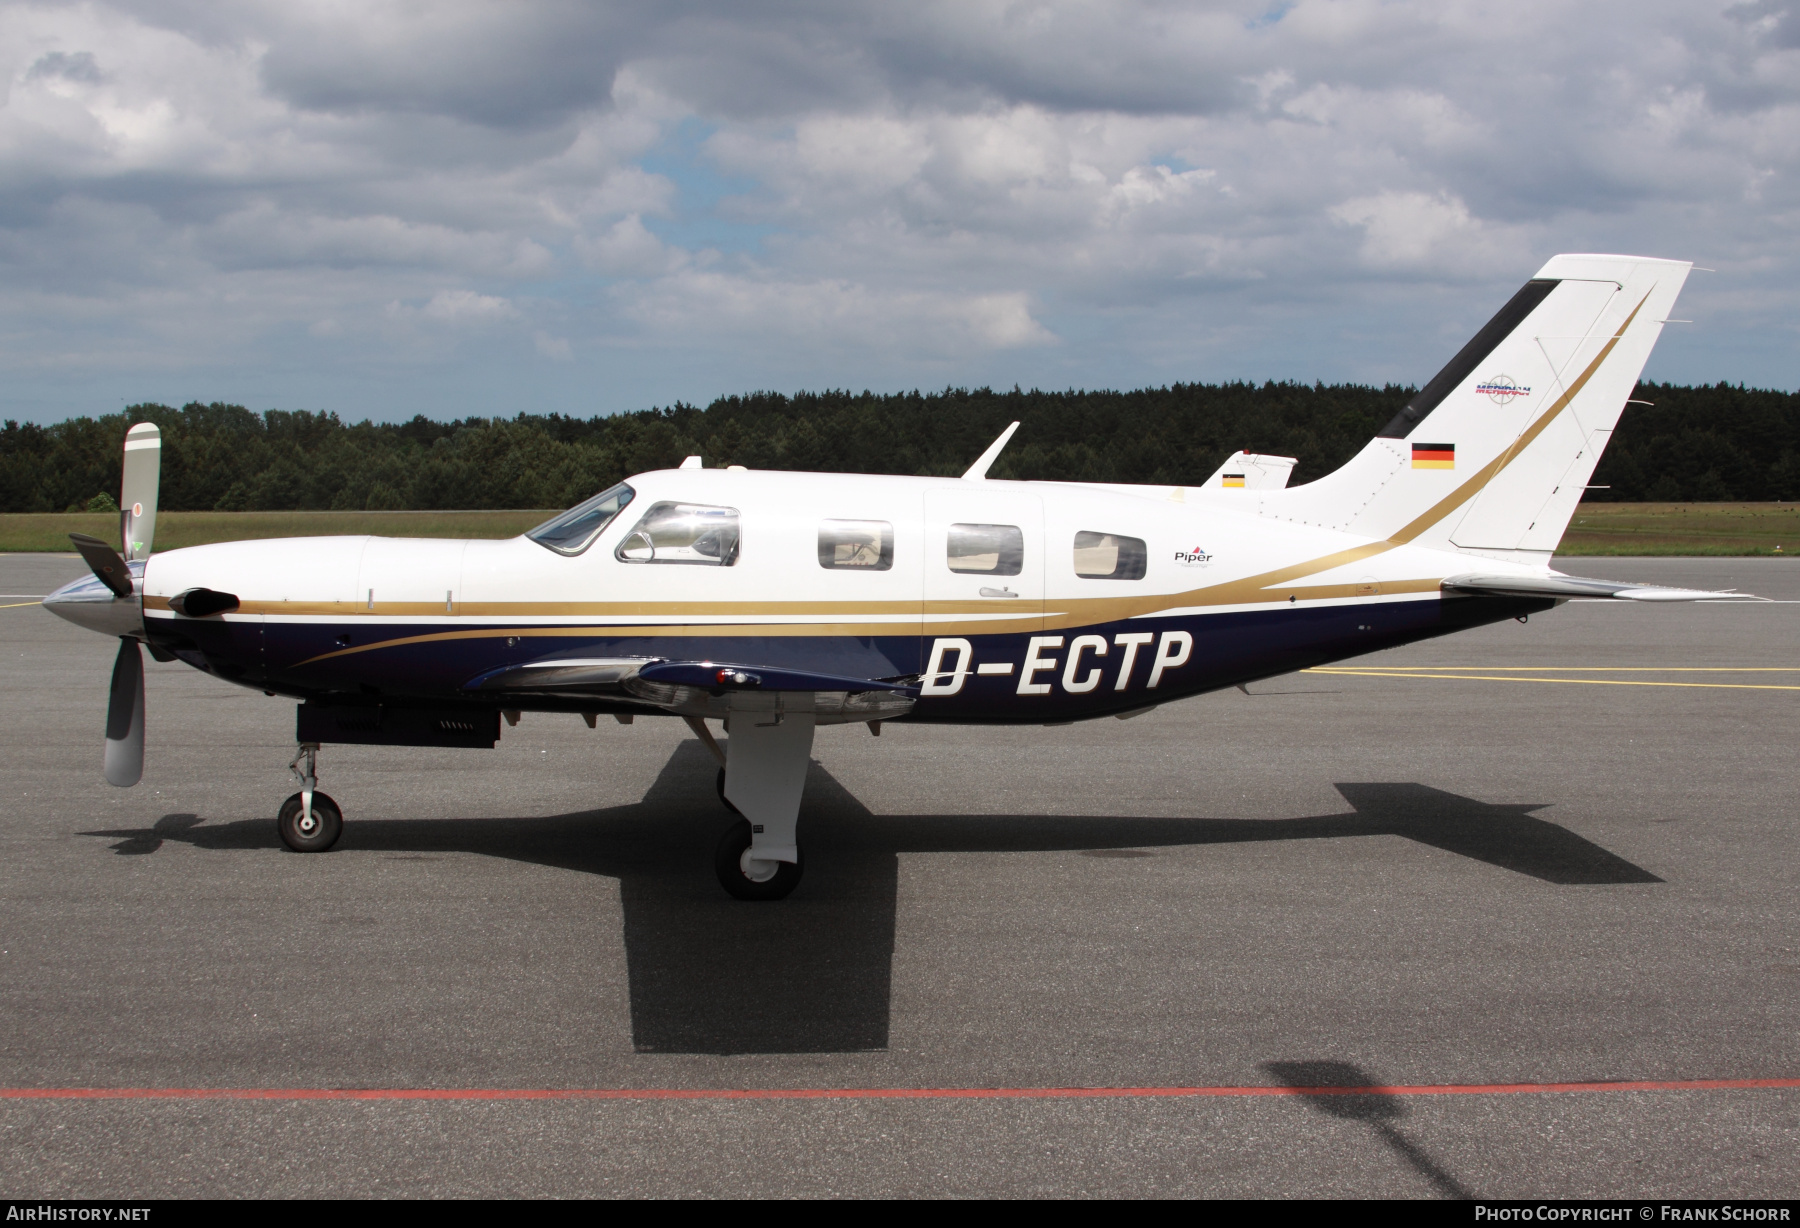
[[1, 380, 1795, 514]]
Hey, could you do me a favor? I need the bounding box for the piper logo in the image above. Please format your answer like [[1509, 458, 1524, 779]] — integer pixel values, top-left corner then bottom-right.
[[1174, 547, 1212, 566]]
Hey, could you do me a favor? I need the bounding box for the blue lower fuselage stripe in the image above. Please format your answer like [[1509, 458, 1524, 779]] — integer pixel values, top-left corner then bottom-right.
[[148, 594, 1551, 724]]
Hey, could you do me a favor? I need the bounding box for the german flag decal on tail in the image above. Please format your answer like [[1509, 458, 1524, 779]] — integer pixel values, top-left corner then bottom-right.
[[1411, 442, 1455, 470], [1221, 473, 1246, 487]]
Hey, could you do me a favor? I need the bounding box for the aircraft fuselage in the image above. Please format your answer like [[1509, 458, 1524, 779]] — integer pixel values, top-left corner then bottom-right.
[[136, 468, 1548, 725]]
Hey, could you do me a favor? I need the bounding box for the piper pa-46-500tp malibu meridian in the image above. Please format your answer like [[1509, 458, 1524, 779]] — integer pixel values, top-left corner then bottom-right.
[[46, 253, 1749, 899]]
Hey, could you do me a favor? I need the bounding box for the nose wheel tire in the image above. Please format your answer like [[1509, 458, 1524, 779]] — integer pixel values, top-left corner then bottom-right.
[[278, 791, 343, 853], [714, 818, 802, 901]]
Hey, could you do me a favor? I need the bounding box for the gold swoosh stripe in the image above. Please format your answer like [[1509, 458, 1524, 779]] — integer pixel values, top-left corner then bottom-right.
[[215, 558, 1433, 631], [295, 617, 1056, 665], [232, 291, 1658, 672], [288, 580, 1450, 667]]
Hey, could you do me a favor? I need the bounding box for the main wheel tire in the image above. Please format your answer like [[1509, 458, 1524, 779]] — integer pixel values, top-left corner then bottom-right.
[[713, 818, 802, 901], [715, 767, 742, 815], [278, 791, 343, 853]]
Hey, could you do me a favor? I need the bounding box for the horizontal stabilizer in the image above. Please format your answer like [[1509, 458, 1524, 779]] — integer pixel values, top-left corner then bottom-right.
[[1205, 451, 1297, 491], [1442, 573, 1752, 602]]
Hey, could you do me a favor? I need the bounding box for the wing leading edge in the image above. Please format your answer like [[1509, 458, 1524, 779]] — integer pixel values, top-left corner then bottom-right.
[[466, 656, 918, 722]]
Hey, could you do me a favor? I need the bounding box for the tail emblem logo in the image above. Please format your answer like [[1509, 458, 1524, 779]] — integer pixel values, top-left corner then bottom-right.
[[1475, 374, 1531, 403]]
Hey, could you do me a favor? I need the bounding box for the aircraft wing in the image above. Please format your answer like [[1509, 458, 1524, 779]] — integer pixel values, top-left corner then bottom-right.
[[1441, 573, 1754, 602], [464, 656, 918, 722]]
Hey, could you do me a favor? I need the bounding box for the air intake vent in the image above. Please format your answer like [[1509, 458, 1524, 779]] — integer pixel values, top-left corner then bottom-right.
[[168, 587, 241, 618]]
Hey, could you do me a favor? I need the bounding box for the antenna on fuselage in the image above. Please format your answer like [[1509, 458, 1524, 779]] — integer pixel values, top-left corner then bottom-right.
[[961, 421, 1020, 481]]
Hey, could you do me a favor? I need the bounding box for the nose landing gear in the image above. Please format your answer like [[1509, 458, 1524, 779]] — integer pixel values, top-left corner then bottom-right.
[[279, 742, 343, 852]]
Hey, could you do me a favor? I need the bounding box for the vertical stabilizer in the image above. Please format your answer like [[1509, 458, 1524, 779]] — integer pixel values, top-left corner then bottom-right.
[[1260, 255, 1690, 562]]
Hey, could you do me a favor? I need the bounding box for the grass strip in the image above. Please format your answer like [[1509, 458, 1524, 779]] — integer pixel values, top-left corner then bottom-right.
[[0, 510, 556, 553], [1556, 503, 1797, 556], [0, 503, 1794, 556]]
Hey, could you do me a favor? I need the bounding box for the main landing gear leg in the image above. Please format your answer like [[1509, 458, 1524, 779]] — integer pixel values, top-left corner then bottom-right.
[[279, 741, 343, 853], [712, 701, 814, 901]]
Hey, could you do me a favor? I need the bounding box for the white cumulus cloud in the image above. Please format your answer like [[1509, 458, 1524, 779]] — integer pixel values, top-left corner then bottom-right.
[[0, 0, 1793, 422]]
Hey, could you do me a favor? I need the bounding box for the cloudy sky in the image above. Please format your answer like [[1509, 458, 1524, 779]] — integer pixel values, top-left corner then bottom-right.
[[2, 1, 1795, 423]]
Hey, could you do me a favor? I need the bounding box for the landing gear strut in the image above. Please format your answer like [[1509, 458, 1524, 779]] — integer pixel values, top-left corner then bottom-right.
[[279, 742, 343, 853], [713, 765, 803, 900]]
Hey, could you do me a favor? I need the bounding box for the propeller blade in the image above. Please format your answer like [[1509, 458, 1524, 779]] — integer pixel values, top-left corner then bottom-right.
[[104, 637, 144, 787], [120, 422, 161, 561], [68, 532, 134, 598]]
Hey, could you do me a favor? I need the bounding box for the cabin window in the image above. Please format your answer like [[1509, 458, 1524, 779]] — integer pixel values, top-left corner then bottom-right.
[[1073, 531, 1147, 580], [947, 523, 1023, 576], [615, 502, 741, 566], [819, 520, 894, 570], [526, 483, 635, 556]]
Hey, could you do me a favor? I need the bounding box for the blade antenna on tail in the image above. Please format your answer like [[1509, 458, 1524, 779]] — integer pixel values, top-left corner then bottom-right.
[[962, 422, 1020, 481]]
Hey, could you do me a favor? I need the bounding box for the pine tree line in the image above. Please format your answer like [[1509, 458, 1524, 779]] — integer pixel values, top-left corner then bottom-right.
[[1, 380, 1794, 514]]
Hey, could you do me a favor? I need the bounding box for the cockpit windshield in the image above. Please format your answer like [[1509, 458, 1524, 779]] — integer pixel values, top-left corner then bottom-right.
[[526, 483, 636, 555]]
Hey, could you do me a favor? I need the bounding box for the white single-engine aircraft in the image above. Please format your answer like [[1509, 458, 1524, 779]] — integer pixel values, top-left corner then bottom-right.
[[46, 254, 1743, 899]]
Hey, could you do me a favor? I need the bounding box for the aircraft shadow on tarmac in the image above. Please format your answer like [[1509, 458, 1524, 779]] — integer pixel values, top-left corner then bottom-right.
[[86, 740, 1661, 1057], [1262, 1060, 1473, 1199]]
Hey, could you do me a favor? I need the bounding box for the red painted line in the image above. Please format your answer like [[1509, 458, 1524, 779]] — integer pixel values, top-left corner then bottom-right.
[[1, 1078, 1797, 1103]]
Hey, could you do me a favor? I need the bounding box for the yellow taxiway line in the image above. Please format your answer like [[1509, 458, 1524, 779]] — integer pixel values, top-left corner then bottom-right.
[[1312, 665, 1800, 672], [1305, 666, 1800, 692]]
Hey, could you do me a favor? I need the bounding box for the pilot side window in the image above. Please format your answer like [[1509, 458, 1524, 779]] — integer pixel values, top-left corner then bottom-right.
[[526, 482, 635, 556], [819, 520, 894, 570], [615, 502, 741, 566], [1073, 531, 1147, 580], [947, 523, 1023, 576]]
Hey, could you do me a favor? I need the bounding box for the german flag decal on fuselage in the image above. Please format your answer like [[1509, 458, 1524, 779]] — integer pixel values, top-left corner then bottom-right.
[[1411, 442, 1454, 469]]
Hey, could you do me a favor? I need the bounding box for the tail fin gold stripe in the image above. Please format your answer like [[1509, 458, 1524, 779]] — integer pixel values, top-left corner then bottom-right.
[[1388, 292, 1649, 546]]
